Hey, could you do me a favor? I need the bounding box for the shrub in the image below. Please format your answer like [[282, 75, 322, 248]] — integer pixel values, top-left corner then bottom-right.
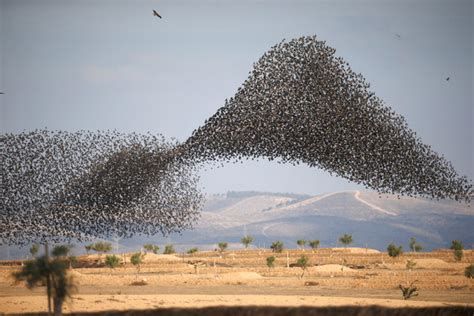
[[270, 241, 284, 253], [130, 253, 144, 276], [143, 244, 160, 254], [409, 237, 422, 252], [406, 259, 417, 270], [296, 255, 310, 278], [464, 264, 474, 278], [163, 244, 175, 254], [296, 240, 306, 250], [52, 245, 72, 257], [266, 256, 275, 270], [105, 255, 120, 273], [308, 240, 320, 250], [450, 240, 464, 261], [387, 243, 403, 258], [218, 242, 228, 252], [399, 281, 418, 300], [339, 234, 353, 248], [241, 235, 254, 248], [187, 247, 198, 254]]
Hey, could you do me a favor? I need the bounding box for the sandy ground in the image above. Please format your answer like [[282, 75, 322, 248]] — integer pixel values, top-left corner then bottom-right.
[[1, 248, 473, 314], [1, 294, 471, 314]]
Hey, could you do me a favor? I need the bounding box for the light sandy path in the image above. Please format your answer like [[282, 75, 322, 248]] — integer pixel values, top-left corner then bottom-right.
[[354, 191, 397, 216], [1, 294, 471, 314]]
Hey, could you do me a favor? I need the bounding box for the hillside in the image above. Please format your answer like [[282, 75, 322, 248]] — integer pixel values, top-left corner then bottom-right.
[[1, 190, 472, 259]]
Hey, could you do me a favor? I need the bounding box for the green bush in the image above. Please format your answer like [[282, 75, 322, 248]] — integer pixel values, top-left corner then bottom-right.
[[296, 255, 310, 278], [105, 255, 120, 272], [450, 240, 464, 261], [387, 243, 403, 258], [409, 237, 423, 252], [130, 253, 143, 275], [296, 239, 306, 249], [270, 241, 284, 253], [266, 256, 275, 269], [187, 247, 198, 254], [339, 234, 353, 248], [163, 244, 175, 254], [241, 236, 254, 248], [218, 242, 228, 252], [464, 264, 474, 278], [308, 240, 320, 250], [143, 244, 160, 254]]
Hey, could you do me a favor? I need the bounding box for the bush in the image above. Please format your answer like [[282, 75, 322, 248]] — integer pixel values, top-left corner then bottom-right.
[[218, 242, 228, 252], [296, 239, 306, 249], [409, 237, 422, 252], [266, 256, 275, 269], [450, 240, 463, 261], [241, 236, 254, 248], [52, 245, 72, 257], [339, 234, 353, 248], [187, 247, 198, 254], [387, 243, 403, 258], [143, 244, 160, 254], [308, 240, 320, 250], [130, 253, 144, 275], [464, 264, 474, 278], [270, 241, 284, 253], [296, 255, 310, 278], [30, 244, 40, 258], [406, 259, 417, 270], [399, 281, 418, 300], [105, 255, 120, 272], [163, 244, 175, 254]]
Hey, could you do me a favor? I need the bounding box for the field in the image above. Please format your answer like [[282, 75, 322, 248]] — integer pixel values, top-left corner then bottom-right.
[[1, 248, 473, 315]]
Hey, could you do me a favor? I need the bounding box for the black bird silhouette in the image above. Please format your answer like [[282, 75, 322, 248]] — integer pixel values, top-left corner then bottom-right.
[[153, 10, 162, 19], [446, 77, 450, 81], [395, 34, 401, 39]]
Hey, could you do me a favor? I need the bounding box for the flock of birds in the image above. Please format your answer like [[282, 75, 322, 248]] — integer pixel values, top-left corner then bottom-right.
[[1, 35, 471, 246], [1, 130, 202, 245]]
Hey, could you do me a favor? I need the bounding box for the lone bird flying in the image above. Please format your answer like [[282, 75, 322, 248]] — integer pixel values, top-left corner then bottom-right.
[[153, 10, 162, 19], [446, 77, 450, 81]]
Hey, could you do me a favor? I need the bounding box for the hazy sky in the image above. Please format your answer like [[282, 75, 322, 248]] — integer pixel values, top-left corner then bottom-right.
[[1, 0, 472, 195]]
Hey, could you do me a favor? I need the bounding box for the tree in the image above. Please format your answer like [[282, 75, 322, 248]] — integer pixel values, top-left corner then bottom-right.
[[339, 234, 353, 248], [270, 241, 284, 253], [30, 244, 40, 258], [143, 244, 160, 254], [409, 237, 423, 252], [52, 245, 71, 258], [187, 247, 198, 254], [84, 244, 93, 254], [266, 256, 275, 272], [163, 244, 175, 254], [130, 253, 144, 277], [105, 255, 120, 274], [13, 245, 76, 316], [308, 240, 320, 252], [465, 264, 474, 279], [296, 255, 310, 278], [92, 242, 112, 261], [296, 239, 306, 250], [387, 243, 403, 258], [241, 235, 254, 249], [450, 240, 464, 261], [218, 242, 228, 253]]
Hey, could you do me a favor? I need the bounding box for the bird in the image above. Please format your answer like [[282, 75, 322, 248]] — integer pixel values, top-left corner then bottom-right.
[[446, 77, 450, 81], [153, 10, 162, 19], [0, 92, 4, 94], [395, 34, 401, 39]]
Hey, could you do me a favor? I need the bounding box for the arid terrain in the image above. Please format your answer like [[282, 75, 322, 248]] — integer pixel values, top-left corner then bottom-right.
[[1, 248, 473, 314]]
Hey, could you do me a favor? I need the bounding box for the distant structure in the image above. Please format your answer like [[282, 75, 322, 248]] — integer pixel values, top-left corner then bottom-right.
[[153, 10, 162, 18]]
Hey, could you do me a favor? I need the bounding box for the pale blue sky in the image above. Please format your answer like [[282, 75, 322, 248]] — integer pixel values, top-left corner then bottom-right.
[[1, 0, 472, 195]]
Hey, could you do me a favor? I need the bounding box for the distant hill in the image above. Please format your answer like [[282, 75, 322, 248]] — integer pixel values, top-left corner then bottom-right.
[[1, 190, 473, 259]]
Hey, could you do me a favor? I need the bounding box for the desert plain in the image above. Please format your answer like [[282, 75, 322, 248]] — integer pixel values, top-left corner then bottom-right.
[[0, 247, 473, 314]]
